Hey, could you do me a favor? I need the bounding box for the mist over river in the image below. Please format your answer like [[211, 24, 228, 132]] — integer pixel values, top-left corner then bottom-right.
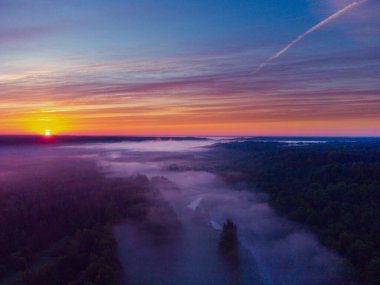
[[0, 137, 362, 285], [73, 139, 351, 285]]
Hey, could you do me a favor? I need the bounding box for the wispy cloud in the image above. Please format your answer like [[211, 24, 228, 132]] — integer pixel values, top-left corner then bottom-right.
[[0, 0, 379, 135], [1, 45, 379, 135], [254, 0, 368, 74]]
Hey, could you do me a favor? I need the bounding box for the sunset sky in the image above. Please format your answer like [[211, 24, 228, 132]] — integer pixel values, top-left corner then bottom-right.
[[1, 0, 379, 136]]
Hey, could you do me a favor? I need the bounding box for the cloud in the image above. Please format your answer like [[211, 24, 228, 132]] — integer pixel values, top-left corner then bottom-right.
[[0, 44, 379, 135], [254, 0, 369, 74], [323, 0, 380, 38]]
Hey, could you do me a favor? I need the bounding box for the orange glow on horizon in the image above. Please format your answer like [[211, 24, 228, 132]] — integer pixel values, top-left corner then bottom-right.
[[7, 111, 71, 136], [1, 108, 379, 137]]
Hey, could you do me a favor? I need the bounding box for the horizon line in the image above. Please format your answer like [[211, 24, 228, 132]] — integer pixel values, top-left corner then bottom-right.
[[0, 134, 379, 138]]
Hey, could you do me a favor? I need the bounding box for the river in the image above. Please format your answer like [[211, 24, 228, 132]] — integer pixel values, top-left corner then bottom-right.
[[82, 139, 349, 285]]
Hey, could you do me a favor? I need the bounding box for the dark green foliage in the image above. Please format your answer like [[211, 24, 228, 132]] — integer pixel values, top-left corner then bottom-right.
[[219, 219, 238, 260], [13, 226, 120, 285], [216, 141, 380, 284], [219, 220, 241, 285], [0, 159, 163, 284]]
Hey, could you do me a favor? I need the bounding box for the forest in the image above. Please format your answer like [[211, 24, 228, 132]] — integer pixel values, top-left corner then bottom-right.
[[214, 141, 380, 284], [1, 139, 379, 284], [0, 154, 179, 285]]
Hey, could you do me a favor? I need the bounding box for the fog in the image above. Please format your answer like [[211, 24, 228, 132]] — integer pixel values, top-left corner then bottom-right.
[[64, 139, 216, 152], [79, 139, 352, 285], [0, 139, 357, 285]]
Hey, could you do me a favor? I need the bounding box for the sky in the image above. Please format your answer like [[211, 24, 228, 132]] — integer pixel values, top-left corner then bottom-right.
[[1, 0, 379, 136]]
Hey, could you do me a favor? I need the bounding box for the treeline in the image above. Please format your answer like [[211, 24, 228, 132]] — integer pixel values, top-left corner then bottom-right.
[[14, 226, 119, 285], [216, 141, 380, 284], [0, 157, 178, 284]]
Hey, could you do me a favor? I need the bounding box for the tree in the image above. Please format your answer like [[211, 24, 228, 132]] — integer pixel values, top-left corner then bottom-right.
[[219, 219, 238, 259]]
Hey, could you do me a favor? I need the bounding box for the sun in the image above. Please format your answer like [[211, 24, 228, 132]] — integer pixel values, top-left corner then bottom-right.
[[44, 129, 52, 137], [22, 112, 68, 136]]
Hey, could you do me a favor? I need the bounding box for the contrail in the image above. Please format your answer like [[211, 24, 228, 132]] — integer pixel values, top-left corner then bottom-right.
[[254, 0, 368, 74]]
